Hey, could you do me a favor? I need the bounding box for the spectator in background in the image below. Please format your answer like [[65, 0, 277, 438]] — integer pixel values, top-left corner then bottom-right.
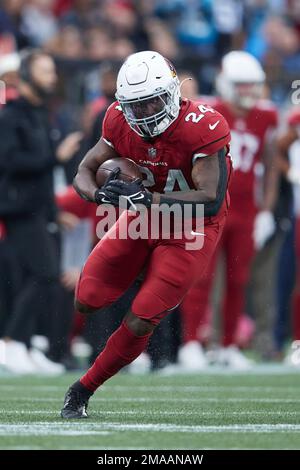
[[84, 26, 114, 62], [0, 217, 19, 340], [0, 0, 29, 51], [21, 0, 58, 47], [103, 0, 149, 51], [145, 18, 178, 60], [52, 0, 73, 18], [0, 51, 20, 103], [60, 0, 98, 30], [54, 61, 120, 185], [45, 25, 84, 59], [113, 37, 135, 60], [88, 61, 120, 148], [0, 51, 21, 339], [0, 49, 81, 374]]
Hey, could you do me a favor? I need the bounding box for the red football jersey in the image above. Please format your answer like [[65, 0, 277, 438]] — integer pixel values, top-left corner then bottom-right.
[[204, 97, 278, 213], [102, 98, 231, 221]]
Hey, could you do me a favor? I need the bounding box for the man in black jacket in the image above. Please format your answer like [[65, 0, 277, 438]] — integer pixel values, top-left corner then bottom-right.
[[0, 50, 80, 374]]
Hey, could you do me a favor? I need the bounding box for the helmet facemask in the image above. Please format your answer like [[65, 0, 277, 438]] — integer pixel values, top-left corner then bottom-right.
[[118, 84, 180, 138], [231, 82, 264, 109]]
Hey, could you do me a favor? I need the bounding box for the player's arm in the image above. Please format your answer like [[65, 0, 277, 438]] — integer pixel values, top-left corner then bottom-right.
[[104, 147, 228, 217], [152, 148, 226, 216], [261, 129, 279, 212], [73, 137, 119, 202], [253, 129, 279, 250]]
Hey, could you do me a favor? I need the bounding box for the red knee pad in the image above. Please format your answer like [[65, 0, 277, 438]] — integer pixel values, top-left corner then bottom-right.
[[75, 273, 109, 310], [131, 289, 179, 326]]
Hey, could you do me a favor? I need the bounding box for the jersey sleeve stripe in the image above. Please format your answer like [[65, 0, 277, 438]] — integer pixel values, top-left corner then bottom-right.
[[195, 131, 231, 153], [102, 137, 114, 148]]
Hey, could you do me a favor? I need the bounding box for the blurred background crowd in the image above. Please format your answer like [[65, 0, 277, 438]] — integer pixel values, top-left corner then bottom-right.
[[1, 0, 300, 375]]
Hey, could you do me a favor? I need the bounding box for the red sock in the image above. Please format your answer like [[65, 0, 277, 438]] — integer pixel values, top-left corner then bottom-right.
[[80, 321, 152, 392]]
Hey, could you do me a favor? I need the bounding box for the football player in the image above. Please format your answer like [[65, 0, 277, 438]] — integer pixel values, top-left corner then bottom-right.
[[277, 107, 300, 365], [61, 50, 232, 418], [179, 51, 278, 369]]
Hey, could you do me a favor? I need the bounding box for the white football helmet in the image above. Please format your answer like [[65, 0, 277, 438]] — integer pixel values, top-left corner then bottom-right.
[[216, 51, 266, 109], [115, 50, 181, 138]]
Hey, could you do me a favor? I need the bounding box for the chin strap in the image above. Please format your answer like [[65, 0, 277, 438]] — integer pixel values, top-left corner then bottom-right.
[[179, 77, 193, 92]]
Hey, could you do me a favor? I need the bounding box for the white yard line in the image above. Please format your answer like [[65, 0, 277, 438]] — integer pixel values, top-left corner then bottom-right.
[[157, 364, 300, 375], [0, 409, 300, 417], [1, 384, 299, 393], [102, 385, 300, 393], [0, 396, 299, 403], [0, 363, 300, 380], [0, 424, 112, 436], [0, 446, 43, 450], [0, 422, 300, 435]]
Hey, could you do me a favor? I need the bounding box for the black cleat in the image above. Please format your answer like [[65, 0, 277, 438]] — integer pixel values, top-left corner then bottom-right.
[[61, 386, 90, 419]]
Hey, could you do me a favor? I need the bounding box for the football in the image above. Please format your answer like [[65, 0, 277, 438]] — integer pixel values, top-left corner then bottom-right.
[[95, 157, 143, 187]]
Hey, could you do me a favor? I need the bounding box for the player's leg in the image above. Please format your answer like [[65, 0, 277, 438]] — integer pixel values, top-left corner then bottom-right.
[[222, 218, 254, 345], [79, 243, 219, 397], [177, 241, 221, 369], [74, 213, 150, 315], [61, 308, 155, 419], [180, 251, 218, 343], [220, 213, 254, 367], [76, 267, 167, 400], [61, 215, 152, 418], [130, 221, 225, 329], [292, 216, 300, 341], [274, 220, 295, 355], [284, 215, 300, 366], [61, 219, 225, 418]]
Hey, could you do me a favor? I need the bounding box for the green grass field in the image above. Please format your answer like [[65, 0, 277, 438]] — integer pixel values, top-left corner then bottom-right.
[[0, 367, 300, 450]]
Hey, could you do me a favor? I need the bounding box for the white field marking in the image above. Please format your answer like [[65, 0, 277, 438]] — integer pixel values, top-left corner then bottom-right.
[[103, 385, 300, 393], [0, 424, 112, 436], [0, 422, 300, 436], [1, 446, 211, 451], [0, 385, 64, 392], [2, 447, 298, 451], [0, 446, 43, 450], [156, 364, 300, 375], [1, 396, 299, 403], [1, 384, 300, 394], [0, 363, 299, 378], [9, 385, 300, 393], [0, 446, 159, 451], [1, 409, 300, 417], [49, 447, 300, 451]]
